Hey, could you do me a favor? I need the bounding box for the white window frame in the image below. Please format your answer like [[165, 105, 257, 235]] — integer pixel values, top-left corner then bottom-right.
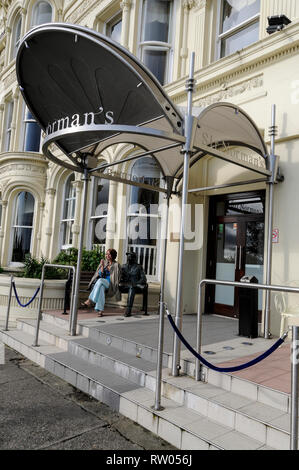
[[138, 0, 175, 85], [31, 1, 53, 27], [11, 14, 22, 60], [22, 104, 42, 152], [88, 175, 110, 252], [3, 100, 14, 152], [216, 0, 260, 59], [60, 174, 76, 250], [104, 11, 122, 43], [9, 191, 35, 267], [125, 157, 164, 282]]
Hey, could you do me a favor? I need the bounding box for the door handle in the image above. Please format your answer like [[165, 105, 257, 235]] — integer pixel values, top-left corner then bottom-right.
[[239, 246, 242, 270]]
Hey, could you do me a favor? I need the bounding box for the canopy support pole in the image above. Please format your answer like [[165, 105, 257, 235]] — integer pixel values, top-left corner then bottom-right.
[[264, 104, 278, 339], [70, 166, 90, 336], [153, 176, 173, 411], [172, 53, 196, 376]]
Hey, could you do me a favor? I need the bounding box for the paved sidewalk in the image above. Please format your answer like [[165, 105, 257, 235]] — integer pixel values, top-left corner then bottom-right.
[[0, 346, 175, 451]]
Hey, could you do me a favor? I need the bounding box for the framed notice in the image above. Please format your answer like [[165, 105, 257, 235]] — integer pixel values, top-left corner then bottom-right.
[[272, 229, 279, 244]]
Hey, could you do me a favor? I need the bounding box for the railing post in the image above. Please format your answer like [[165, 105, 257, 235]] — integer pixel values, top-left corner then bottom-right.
[[195, 280, 204, 381], [4, 275, 14, 331], [32, 265, 46, 347], [291, 325, 299, 450]]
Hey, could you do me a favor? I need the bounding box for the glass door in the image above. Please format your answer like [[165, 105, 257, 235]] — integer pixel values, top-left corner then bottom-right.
[[206, 192, 265, 318]]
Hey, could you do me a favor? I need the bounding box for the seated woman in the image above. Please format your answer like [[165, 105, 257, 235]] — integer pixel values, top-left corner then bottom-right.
[[82, 248, 121, 317]]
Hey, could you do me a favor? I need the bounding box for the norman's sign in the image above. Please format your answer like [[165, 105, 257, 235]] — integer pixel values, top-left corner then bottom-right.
[[45, 107, 114, 136]]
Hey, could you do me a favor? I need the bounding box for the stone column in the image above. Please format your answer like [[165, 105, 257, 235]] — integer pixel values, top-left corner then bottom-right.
[[33, 201, 45, 258], [44, 188, 56, 259], [120, 0, 132, 49], [180, 0, 195, 77], [9, 88, 19, 152], [193, 0, 208, 70], [0, 102, 4, 148], [105, 180, 118, 250], [0, 200, 7, 266], [72, 179, 83, 248], [20, 8, 27, 38]]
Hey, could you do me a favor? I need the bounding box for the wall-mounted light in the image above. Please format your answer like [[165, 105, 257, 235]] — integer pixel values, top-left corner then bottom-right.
[[267, 15, 291, 35]]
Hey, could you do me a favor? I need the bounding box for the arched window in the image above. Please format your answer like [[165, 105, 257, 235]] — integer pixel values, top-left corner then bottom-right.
[[11, 191, 35, 263], [139, 0, 174, 85], [3, 99, 14, 152], [11, 14, 22, 60], [127, 157, 163, 280], [61, 174, 76, 249], [23, 106, 41, 152], [89, 176, 110, 251], [32, 1, 52, 26]]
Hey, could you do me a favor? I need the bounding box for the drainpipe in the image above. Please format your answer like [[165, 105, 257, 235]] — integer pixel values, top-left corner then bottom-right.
[[264, 104, 278, 339]]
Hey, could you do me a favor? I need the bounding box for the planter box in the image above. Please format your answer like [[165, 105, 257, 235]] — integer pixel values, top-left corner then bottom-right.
[[0, 275, 67, 327]]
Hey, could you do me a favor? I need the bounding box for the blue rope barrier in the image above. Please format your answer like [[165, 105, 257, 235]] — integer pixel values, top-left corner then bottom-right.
[[167, 311, 286, 373], [12, 281, 40, 308]]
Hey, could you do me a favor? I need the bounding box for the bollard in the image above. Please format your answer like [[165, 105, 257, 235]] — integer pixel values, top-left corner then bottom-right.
[[4, 275, 14, 331]]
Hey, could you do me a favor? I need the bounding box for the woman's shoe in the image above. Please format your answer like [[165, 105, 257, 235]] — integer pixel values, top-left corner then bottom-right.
[[80, 301, 93, 309], [96, 310, 104, 317]]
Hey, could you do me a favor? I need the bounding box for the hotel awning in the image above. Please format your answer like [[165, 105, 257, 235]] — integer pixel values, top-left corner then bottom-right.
[[16, 23, 270, 186]]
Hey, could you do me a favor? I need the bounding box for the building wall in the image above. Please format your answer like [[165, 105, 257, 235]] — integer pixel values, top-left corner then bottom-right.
[[0, 1, 298, 335]]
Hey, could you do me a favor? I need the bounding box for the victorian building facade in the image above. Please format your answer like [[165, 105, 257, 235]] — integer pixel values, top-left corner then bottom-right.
[[0, 0, 299, 336]]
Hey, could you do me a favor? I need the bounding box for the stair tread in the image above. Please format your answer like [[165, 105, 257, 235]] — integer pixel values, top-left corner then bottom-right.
[[19, 318, 291, 424]]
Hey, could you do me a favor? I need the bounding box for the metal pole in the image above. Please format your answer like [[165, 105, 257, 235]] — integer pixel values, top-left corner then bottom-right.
[[4, 275, 14, 331], [153, 183, 171, 410], [68, 267, 76, 335], [195, 281, 203, 381], [33, 266, 46, 347], [291, 326, 299, 450], [172, 52, 195, 376], [70, 168, 89, 336], [264, 104, 277, 339]]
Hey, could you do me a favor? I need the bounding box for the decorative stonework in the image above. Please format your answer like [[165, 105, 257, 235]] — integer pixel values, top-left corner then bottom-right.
[[0, 163, 46, 176], [195, 75, 264, 107], [193, 0, 207, 11], [66, 0, 103, 23]]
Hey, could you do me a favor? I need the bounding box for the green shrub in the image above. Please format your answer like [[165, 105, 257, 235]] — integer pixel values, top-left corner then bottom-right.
[[53, 246, 105, 272], [22, 254, 66, 279]]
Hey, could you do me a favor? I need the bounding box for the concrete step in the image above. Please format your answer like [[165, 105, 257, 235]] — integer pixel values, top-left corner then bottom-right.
[[0, 326, 273, 450], [14, 317, 293, 449], [41, 313, 291, 414]]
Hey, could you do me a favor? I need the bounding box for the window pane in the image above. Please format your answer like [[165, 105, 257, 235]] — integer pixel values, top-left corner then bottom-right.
[[12, 16, 22, 58], [33, 2, 52, 26], [24, 120, 41, 152], [109, 19, 122, 43], [15, 192, 34, 227], [222, 0, 260, 34], [95, 178, 109, 209], [143, 49, 167, 84], [12, 227, 32, 262], [5, 101, 13, 151], [143, 0, 171, 42], [221, 20, 259, 57]]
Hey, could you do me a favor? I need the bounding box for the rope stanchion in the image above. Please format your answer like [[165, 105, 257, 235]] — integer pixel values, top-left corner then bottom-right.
[[12, 281, 40, 308], [166, 309, 287, 373]]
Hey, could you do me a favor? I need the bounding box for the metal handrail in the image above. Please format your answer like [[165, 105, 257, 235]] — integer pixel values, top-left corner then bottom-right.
[[32, 263, 76, 347], [196, 278, 299, 450]]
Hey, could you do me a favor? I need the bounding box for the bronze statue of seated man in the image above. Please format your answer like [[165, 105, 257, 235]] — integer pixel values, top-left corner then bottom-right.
[[119, 251, 148, 317]]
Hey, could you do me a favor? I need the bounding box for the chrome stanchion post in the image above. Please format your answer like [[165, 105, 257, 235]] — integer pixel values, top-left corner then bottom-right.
[[33, 265, 46, 347], [195, 280, 204, 381], [153, 178, 172, 410], [4, 275, 14, 331], [291, 326, 299, 450], [68, 267, 76, 335], [264, 104, 278, 339], [172, 52, 196, 376], [70, 166, 89, 336]]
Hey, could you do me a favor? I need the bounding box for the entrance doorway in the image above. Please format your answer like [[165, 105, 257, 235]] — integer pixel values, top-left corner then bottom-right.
[[206, 191, 265, 318]]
